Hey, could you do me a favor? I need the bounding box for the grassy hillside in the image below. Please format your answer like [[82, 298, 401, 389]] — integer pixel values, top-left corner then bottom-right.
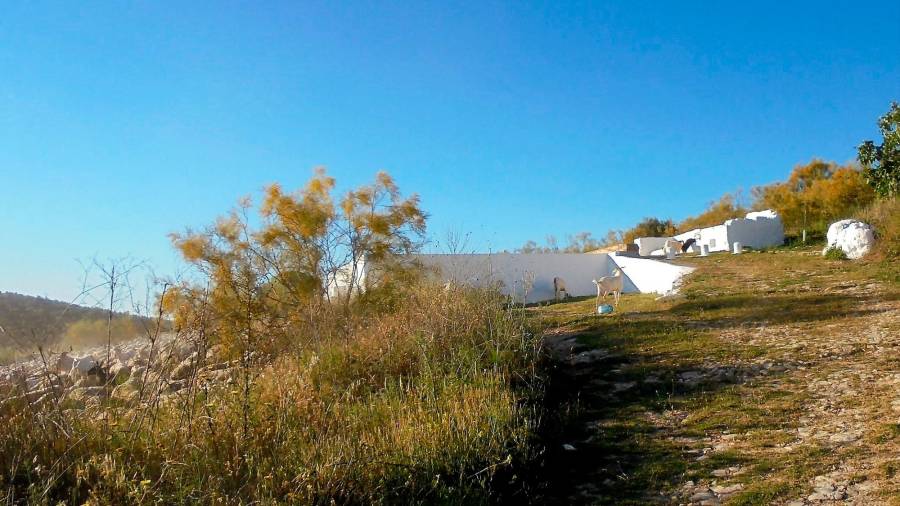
[[0, 283, 543, 504], [0, 292, 151, 363], [3, 197, 896, 502], [536, 245, 899, 504]]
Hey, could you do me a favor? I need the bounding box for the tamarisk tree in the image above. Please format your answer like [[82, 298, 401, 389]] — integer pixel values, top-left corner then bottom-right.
[[165, 168, 427, 353]]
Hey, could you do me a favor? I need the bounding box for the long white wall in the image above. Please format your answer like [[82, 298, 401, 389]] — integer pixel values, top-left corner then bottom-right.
[[331, 252, 697, 303], [413, 253, 617, 303], [675, 224, 731, 252], [725, 210, 785, 249], [413, 252, 695, 302]]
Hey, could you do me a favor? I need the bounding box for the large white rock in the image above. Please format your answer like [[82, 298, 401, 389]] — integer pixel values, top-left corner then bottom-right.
[[823, 220, 876, 259]]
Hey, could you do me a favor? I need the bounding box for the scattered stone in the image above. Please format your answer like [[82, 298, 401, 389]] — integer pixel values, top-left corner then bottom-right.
[[74, 375, 102, 388], [170, 359, 196, 381], [570, 349, 609, 365], [828, 431, 859, 444], [690, 489, 715, 502], [612, 381, 636, 393], [711, 483, 743, 495], [108, 362, 131, 382], [70, 355, 98, 377]]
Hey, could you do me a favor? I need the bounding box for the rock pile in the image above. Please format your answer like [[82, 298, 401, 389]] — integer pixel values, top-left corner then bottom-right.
[[0, 337, 234, 411]]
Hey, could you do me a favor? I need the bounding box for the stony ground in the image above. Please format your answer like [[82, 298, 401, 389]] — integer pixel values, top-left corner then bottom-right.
[[536, 247, 900, 505], [0, 333, 236, 412]]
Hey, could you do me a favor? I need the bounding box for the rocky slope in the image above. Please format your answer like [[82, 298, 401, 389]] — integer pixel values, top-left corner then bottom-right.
[[0, 335, 236, 411]]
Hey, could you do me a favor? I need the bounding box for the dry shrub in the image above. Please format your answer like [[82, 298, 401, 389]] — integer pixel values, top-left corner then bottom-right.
[[856, 197, 900, 260], [60, 316, 143, 349]]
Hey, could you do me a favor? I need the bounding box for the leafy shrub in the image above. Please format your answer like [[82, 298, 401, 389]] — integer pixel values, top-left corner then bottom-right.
[[678, 193, 747, 232], [823, 246, 847, 261], [753, 159, 875, 235], [858, 102, 900, 198]]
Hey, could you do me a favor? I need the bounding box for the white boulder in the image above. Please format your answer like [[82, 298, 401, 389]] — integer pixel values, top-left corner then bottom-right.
[[823, 220, 876, 260]]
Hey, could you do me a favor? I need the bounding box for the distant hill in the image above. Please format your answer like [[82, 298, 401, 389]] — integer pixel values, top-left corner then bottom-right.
[[0, 292, 158, 362]]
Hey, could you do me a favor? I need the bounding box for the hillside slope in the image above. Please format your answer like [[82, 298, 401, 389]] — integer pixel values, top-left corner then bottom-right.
[[538, 247, 900, 504], [0, 292, 152, 363]]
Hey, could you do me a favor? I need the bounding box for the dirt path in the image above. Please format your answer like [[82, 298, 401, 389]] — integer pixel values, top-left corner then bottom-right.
[[536, 250, 900, 505]]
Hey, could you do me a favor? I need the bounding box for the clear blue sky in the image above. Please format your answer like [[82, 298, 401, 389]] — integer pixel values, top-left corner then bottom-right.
[[2, 1, 898, 302]]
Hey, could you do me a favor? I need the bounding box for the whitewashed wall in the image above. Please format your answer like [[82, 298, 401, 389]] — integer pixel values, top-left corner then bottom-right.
[[725, 210, 784, 249], [330, 252, 697, 303], [675, 223, 731, 252], [413, 253, 618, 303], [608, 253, 695, 295], [674, 210, 784, 253], [634, 237, 670, 256]]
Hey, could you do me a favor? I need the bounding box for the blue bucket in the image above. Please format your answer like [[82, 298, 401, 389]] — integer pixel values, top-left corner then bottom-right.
[[597, 304, 615, 315]]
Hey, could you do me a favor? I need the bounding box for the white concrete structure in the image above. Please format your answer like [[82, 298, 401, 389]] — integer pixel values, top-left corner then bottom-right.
[[672, 210, 784, 253], [413, 253, 614, 303], [607, 254, 695, 295], [634, 237, 670, 257], [823, 219, 875, 259], [331, 252, 695, 304]]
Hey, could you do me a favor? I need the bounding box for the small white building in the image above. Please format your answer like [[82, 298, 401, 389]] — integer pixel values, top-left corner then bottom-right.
[[634, 237, 671, 257], [674, 210, 784, 253], [631, 210, 785, 257]]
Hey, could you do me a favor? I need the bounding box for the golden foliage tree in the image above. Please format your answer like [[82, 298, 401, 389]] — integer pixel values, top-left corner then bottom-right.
[[753, 159, 875, 235], [165, 168, 427, 355], [622, 217, 676, 244]]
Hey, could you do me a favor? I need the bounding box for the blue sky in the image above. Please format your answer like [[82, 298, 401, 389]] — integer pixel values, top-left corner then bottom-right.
[[1, 1, 898, 302]]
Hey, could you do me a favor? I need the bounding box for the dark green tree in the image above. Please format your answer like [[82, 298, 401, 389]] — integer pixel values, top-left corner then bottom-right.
[[858, 102, 900, 197]]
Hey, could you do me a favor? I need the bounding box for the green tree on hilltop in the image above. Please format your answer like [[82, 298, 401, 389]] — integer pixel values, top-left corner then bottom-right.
[[858, 102, 900, 197]]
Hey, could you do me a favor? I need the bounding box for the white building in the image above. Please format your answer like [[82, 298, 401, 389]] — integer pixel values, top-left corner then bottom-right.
[[673, 210, 784, 253], [630, 210, 785, 257]]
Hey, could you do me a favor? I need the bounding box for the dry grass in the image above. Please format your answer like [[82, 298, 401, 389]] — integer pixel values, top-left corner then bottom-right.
[[537, 244, 900, 504], [0, 283, 543, 504]]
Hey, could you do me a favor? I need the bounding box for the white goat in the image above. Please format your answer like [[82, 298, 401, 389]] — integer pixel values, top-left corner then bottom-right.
[[553, 277, 568, 301], [592, 267, 625, 307]]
